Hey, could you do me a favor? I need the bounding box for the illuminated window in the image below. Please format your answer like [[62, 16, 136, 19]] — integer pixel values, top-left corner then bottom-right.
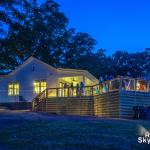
[[33, 80, 46, 94], [41, 81, 47, 92], [34, 81, 40, 94], [8, 82, 19, 96]]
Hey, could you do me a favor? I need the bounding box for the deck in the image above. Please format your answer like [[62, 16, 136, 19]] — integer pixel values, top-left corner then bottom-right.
[[32, 77, 150, 118]]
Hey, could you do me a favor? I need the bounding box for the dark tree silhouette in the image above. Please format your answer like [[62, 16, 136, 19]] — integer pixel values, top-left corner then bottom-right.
[[0, 0, 150, 79]]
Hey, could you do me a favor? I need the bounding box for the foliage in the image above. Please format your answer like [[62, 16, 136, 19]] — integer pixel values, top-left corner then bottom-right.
[[111, 49, 150, 78], [0, 0, 150, 78]]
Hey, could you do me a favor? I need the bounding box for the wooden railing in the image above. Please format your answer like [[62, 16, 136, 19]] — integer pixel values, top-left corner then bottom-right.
[[32, 85, 97, 111], [32, 77, 150, 111]]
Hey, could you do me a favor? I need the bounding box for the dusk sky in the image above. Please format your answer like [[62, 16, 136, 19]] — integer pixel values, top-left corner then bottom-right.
[[40, 0, 150, 54]]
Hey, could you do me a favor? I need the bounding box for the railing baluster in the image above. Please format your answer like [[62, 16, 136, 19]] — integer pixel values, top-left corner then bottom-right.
[[46, 88, 48, 98], [56, 88, 58, 97], [33, 77, 150, 101]]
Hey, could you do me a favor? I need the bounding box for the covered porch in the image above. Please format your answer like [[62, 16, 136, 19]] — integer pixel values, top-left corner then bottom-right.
[[58, 75, 95, 97], [47, 75, 96, 97]]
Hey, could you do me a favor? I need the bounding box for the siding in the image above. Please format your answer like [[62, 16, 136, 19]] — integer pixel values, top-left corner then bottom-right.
[[0, 102, 32, 110], [33, 96, 94, 116], [0, 59, 57, 102], [120, 91, 150, 119], [94, 91, 120, 118], [33, 90, 150, 119]]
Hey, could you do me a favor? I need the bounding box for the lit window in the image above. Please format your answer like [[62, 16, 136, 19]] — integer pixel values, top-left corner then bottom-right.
[[8, 82, 19, 96], [34, 81, 40, 94], [33, 80, 47, 94], [41, 81, 47, 92]]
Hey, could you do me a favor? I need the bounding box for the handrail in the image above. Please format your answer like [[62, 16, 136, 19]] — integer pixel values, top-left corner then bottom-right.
[[32, 89, 47, 110], [32, 77, 150, 110], [34, 78, 150, 99]]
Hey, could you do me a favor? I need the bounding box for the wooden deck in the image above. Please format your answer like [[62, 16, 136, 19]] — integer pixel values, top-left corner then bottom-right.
[[32, 77, 150, 119], [94, 90, 120, 118], [120, 90, 150, 118], [33, 90, 150, 119], [35, 97, 94, 116]]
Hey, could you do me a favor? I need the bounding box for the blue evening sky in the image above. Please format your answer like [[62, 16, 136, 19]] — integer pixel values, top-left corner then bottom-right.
[[40, 0, 150, 54]]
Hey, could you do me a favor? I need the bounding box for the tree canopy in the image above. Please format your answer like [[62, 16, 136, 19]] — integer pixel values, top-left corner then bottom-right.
[[0, 0, 150, 79]]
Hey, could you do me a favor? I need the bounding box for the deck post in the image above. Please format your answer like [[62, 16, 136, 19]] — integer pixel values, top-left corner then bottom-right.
[[46, 89, 48, 98], [134, 79, 137, 106], [67, 88, 69, 97], [91, 86, 93, 96], [56, 88, 59, 97]]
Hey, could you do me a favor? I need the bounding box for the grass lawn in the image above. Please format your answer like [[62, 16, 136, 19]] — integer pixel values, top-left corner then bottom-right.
[[0, 110, 150, 150]]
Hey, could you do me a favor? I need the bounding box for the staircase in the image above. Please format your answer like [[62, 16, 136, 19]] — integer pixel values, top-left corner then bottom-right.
[[32, 89, 47, 111]]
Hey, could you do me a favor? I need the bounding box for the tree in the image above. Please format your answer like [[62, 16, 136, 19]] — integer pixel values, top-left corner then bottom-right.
[[62, 29, 97, 68], [0, 0, 97, 74], [111, 51, 130, 76], [143, 48, 150, 78], [111, 50, 150, 78], [1, 1, 148, 79], [0, 0, 68, 71]]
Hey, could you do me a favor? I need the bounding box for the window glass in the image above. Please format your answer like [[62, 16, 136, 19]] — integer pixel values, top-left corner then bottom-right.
[[34, 80, 47, 94], [34, 81, 40, 94], [41, 81, 47, 92], [8, 82, 19, 96]]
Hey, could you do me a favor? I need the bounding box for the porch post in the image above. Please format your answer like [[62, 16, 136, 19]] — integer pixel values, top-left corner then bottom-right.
[[83, 76, 86, 85]]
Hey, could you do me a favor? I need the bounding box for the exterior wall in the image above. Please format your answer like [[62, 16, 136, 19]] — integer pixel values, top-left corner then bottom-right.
[[94, 90, 150, 119], [94, 91, 120, 118], [120, 91, 150, 119], [33, 91, 120, 118], [0, 59, 57, 103], [32, 89, 150, 119], [0, 58, 98, 104], [0, 77, 12, 103], [34, 97, 94, 116], [0, 102, 32, 110]]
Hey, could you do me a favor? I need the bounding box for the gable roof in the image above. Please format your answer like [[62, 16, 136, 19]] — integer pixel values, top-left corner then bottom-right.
[[8, 56, 57, 76], [1, 56, 98, 83]]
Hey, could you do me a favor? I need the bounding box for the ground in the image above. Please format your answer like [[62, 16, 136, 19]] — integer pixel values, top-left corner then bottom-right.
[[0, 109, 150, 150]]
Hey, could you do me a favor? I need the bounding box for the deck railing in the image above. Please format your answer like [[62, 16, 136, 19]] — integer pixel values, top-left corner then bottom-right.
[[34, 77, 150, 99], [33, 77, 150, 110]]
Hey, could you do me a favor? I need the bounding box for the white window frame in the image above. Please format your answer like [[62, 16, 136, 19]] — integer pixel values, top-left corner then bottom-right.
[[8, 82, 19, 96], [33, 80, 47, 94]]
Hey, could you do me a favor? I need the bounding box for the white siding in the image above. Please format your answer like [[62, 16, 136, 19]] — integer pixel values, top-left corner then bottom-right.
[[0, 59, 57, 102], [0, 57, 98, 103]]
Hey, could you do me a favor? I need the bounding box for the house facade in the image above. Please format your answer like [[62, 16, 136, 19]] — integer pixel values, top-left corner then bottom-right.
[[0, 57, 99, 104], [1, 56, 149, 119]]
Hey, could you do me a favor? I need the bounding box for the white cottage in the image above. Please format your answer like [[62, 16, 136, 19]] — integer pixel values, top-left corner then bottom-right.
[[0, 56, 98, 105]]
